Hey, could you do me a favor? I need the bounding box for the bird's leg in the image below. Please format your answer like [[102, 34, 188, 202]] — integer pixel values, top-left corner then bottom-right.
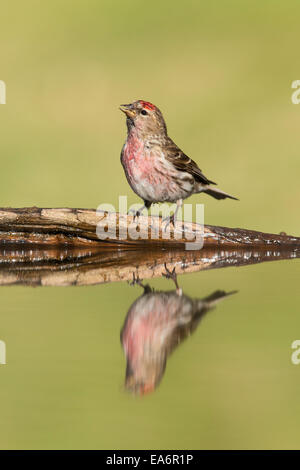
[[162, 263, 182, 296], [128, 200, 151, 222], [162, 199, 182, 232], [128, 204, 146, 221], [128, 272, 152, 294]]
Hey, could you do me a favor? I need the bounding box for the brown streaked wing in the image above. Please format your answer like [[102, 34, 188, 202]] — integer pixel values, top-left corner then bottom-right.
[[164, 138, 216, 186]]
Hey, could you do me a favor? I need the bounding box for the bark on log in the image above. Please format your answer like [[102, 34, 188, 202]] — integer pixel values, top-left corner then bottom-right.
[[0, 207, 299, 249]]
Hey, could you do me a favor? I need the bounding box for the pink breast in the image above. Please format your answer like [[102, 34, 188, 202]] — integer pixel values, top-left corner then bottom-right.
[[123, 138, 152, 180]]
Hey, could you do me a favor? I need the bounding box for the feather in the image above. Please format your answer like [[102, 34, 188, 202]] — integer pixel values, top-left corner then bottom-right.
[[164, 137, 216, 186]]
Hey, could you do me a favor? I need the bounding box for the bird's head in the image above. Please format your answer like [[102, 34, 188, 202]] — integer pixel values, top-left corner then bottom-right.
[[119, 100, 167, 137], [124, 356, 166, 397]]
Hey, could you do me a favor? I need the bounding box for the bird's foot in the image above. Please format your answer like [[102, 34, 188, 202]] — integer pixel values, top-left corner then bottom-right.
[[162, 263, 182, 295], [128, 206, 146, 222], [129, 272, 143, 287], [128, 209, 141, 222], [129, 272, 152, 294], [149, 218, 160, 235], [162, 214, 176, 232]]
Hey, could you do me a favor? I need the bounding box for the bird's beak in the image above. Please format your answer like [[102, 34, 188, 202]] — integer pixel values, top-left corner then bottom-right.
[[119, 104, 136, 119]]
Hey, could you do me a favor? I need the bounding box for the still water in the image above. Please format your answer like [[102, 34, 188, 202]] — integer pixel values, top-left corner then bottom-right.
[[0, 247, 299, 449]]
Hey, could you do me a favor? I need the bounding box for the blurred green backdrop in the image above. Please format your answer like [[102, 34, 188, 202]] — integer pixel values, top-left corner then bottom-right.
[[0, 0, 300, 450], [1, 0, 300, 232]]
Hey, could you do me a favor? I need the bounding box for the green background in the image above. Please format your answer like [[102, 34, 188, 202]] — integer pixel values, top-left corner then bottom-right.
[[0, 0, 300, 450]]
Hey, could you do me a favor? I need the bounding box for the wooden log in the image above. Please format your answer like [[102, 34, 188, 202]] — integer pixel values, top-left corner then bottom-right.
[[0, 245, 299, 287], [0, 207, 299, 249]]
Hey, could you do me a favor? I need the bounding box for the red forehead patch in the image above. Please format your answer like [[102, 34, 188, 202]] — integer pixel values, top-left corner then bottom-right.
[[139, 100, 156, 111]]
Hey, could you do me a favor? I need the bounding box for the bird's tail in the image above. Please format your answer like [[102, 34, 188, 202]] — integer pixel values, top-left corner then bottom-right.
[[201, 290, 238, 307], [200, 185, 238, 200], [192, 290, 237, 323]]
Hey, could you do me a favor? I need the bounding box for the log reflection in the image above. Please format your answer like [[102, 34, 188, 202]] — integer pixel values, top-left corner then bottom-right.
[[0, 245, 299, 287]]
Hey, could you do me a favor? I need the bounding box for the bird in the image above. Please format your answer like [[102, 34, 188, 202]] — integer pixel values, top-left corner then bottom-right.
[[120, 100, 238, 226], [121, 279, 235, 395]]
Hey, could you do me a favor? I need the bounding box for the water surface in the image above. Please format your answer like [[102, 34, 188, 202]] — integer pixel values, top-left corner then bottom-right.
[[0, 249, 299, 449]]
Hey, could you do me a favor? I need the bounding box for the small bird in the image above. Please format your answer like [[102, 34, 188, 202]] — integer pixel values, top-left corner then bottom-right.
[[120, 100, 238, 225]]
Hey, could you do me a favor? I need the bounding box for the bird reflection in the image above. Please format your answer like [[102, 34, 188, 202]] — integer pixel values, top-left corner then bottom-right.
[[121, 281, 236, 396]]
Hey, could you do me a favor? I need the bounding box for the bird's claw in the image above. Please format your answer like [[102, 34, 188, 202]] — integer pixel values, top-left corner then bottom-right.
[[149, 220, 159, 235], [128, 204, 148, 222], [162, 214, 175, 232], [162, 263, 182, 295], [128, 272, 152, 294], [128, 208, 141, 222], [128, 272, 143, 287]]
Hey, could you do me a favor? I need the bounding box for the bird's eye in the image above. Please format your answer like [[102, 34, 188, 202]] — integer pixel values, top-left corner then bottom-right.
[[141, 109, 148, 116]]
